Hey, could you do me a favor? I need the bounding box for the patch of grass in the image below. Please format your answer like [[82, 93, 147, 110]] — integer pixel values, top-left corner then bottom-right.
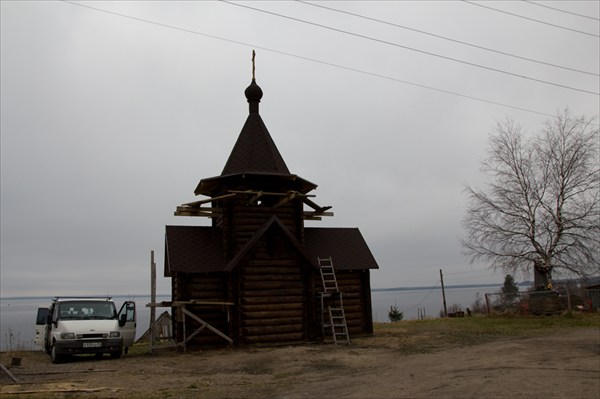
[[371, 313, 599, 354]]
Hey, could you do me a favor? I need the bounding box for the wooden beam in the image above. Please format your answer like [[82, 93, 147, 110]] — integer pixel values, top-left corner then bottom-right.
[[303, 211, 333, 218], [146, 301, 234, 307], [174, 207, 223, 217], [229, 189, 315, 198], [302, 197, 333, 213], [181, 307, 233, 344], [149, 250, 156, 354], [0, 363, 18, 383], [274, 192, 298, 208], [181, 193, 237, 207], [248, 191, 263, 205]]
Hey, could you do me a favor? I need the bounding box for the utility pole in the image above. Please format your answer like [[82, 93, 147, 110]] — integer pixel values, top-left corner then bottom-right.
[[149, 250, 156, 353], [440, 269, 448, 317]]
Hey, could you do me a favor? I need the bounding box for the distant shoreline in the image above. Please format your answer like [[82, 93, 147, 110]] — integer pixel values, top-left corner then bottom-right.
[[1, 285, 516, 301], [372, 283, 504, 292]]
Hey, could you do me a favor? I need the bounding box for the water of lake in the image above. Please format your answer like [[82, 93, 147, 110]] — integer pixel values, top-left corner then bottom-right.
[[0, 286, 502, 351]]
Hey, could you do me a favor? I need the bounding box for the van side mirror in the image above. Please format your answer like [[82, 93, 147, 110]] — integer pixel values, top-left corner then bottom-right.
[[119, 313, 127, 327], [46, 314, 53, 325]]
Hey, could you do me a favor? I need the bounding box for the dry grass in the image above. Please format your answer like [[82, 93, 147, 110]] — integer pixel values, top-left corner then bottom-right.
[[366, 312, 600, 354]]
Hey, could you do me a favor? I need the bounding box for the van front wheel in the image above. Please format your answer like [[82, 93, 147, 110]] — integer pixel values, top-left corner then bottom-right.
[[50, 344, 63, 364]]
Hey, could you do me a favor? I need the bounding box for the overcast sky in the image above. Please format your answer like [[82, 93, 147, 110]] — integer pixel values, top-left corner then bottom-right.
[[1, 1, 598, 298]]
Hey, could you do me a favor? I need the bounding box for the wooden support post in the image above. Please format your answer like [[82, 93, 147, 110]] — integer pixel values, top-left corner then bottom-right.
[[149, 250, 156, 354], [440, 269, 448, 318], [181, 307, 233, 344]]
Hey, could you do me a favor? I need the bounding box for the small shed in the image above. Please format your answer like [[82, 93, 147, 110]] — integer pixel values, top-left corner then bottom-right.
[[165, 70, 378, 346], [138, 311, 172, 342]]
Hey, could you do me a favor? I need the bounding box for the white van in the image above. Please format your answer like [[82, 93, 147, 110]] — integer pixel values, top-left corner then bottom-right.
[[35, 297, 136, 363]]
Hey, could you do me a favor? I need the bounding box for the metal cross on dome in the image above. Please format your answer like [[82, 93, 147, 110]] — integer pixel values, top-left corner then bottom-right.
[[252, 50, 256, 80]]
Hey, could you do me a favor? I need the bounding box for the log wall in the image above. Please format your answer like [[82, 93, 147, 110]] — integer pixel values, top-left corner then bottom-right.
[[314, 270, 373, 336], [172, 272, 231, 346], [235, 247, 315, 344], [228, 202, 300, 255]]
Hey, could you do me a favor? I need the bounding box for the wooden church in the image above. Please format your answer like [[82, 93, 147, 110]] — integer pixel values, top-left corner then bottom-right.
[[164, 60, 379, 346]]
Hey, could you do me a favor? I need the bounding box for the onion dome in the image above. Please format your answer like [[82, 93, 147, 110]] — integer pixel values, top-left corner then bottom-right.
[[245, 79, 262, 114]]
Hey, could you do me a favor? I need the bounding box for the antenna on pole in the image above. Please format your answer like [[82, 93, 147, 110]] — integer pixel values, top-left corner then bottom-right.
[[252, 50, 256, 81]]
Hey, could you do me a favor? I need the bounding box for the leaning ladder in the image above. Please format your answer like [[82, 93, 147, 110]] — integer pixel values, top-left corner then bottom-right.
[[318, 257, 350, 345]]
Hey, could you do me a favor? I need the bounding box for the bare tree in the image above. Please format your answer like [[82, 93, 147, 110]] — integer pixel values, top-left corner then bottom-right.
[[462, 110, 599, 290]]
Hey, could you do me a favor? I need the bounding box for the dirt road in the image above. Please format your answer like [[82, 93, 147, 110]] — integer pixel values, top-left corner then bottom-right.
[[1, 328, 598, 398]]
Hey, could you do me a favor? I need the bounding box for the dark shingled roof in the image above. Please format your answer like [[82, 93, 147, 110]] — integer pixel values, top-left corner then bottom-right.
[[304, 227, 379, 271], [221, 113, 290, 176], [164, 225, 378, 276], [164, 226, 224, 276]]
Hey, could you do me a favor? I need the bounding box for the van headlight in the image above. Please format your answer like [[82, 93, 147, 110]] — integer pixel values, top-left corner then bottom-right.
[[60, 332, 75, 339], [109, 331, 120, 338]]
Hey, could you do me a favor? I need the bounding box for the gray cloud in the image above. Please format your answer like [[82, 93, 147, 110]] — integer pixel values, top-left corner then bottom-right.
[[1, 1, 598, 296]]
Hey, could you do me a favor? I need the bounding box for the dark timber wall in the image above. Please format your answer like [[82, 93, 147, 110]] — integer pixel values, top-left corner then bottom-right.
[[237, 258, 312, 344], [172, 273, 230, 346]]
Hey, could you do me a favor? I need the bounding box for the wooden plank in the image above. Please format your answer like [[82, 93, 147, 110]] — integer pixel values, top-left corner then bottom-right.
[[174, 207, 223, 216], [182, 193, 237, 206], [241, 302, 303, 312], [303, 211, 333, 217], [242, 273, 302, 282], [241, 295, 301, 305], [14, 369, 117, 376], [247, 259, 300, 267], [1, 363, 19, 383], [242, 309, 303, 319], [149, 250, 156, 354], [242, 266, 302, 274], [146, 301, 234, 307], [240, 288, 304, 297], [182, 307, 232, 344], [183, 292, 227, 300], [242, 332, 304, 344], [229, 189, 315, 198], [241, 317, 302, 327], [241, 281, 304, 290], [273, 192, 298, 208], [185, 280, 227, 290], [242, 324, 303, 335], [0, 386, 117, 395]]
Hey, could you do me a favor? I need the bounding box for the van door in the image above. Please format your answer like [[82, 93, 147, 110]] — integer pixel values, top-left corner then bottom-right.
[[117, 301, 136, 349], [34, 308, 49, 347]]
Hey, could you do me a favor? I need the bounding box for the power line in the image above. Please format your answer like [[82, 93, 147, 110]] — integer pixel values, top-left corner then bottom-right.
[[445, 274, 503, 283], [444, 267, 498, 276], [523, 1, 600, 22], [61, 1, 556, 117], [397, 282, 441, 314], [464, 1, 600, 38], [298, 0, 598, 77], [223, 1, 598, 95]]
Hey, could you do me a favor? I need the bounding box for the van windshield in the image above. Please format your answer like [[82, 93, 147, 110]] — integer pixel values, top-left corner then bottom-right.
[[57, 301, 117, 320]]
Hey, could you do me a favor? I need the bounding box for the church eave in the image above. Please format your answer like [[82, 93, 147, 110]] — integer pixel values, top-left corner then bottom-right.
[[194, 172, 317, 196]]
